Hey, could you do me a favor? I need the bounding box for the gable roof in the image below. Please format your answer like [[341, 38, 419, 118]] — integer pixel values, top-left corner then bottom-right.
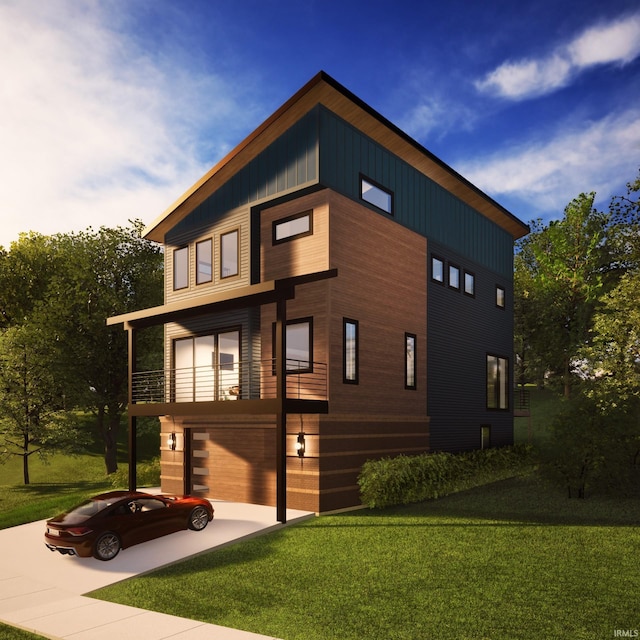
[[144, 71, 529, 243]]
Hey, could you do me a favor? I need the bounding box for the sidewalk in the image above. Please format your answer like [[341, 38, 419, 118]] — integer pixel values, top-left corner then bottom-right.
[[0, 500, 313, 639]]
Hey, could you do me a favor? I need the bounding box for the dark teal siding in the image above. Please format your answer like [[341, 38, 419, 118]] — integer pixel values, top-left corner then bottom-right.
[[318, 107, 514, 279]]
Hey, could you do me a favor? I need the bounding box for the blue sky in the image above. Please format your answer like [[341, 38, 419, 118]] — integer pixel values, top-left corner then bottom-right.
[[1, 0, 639, 248]]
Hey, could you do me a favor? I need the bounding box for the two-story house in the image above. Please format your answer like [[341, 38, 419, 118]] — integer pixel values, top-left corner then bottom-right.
[[108, 71, 529, 520]]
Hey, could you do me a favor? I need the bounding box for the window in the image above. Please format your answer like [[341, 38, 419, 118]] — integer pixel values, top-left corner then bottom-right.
[[360, 175, 393, 214], [343, 319, 359, 384], [273, 211, 313, 244], [487, 355, 509, 410], [273, 318, 313, 374], [496, 285, 506, 308], [196, 239, 212, 284], [173, 246, 189, 290], [431, 256, 444, 284], [481, 425, 491, 449], [448, 264, 460, 290], [464, 271, 475, 297], [221, 230, 239, 278], [405, 333, 417, 390]]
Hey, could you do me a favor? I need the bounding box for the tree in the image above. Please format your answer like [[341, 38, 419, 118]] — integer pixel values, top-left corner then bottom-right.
[[514, 193, 612, 396], [41, 223, 163, 474], [0, 323, 89, 484]]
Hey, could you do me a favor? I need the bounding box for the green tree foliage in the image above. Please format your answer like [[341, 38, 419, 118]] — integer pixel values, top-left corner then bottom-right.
[[0, 222, 163, 478], [0, 323, 90, 484]]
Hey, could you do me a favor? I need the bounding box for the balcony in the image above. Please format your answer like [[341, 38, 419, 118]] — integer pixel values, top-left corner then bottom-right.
[[130, 359, 328, 416]]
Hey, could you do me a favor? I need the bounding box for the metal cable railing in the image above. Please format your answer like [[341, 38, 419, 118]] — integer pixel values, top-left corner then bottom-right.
[[131, 359, 327, 404]]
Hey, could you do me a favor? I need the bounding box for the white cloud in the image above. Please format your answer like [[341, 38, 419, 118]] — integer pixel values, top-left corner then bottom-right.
[[458, 108, 640, 216], [0, 0, 252, 248], [476, 12, 640, 100]]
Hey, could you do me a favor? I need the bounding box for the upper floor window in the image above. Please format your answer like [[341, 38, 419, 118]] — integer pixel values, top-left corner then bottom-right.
[[496, 285, 506, 309], [448, 264, 460, 290], [431, 256, 444, 284], [360, 175, 393, 215], [464, 271, 475, 297], [405, 333, 417, 390], [196, 239, 213, 285], [221, 230, 239, 278], [273, 211, 313, 244], [487, 354, 509, 410], [273, 318, 313, 374], [173, 246, 189, 290], [343, 318, 359, 384]]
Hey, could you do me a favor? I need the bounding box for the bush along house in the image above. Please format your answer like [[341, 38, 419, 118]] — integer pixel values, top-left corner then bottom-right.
[[107, 71, 529, 520]]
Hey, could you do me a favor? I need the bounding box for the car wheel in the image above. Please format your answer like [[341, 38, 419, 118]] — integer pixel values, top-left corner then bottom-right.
[[188, 506, 210, 531], [93, 532, 121, 561]]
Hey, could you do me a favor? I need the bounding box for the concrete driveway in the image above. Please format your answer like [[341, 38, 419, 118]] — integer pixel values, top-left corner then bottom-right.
[[0, 499, 313, 639]]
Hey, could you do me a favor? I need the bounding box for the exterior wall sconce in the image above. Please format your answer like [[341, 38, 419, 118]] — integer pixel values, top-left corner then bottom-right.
[[168, 432, 177, 451], [295, 432, 305, 457]]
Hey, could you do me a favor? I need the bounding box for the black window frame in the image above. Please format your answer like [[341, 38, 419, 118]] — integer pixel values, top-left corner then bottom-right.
[[431, 255, 445, 285], [272, 317, 314, 375], [496, 285, 506, 309], [360, 174, 394, 215], [486, 354, 509, 410], [343, 318, 359, 384], [448, 263, 461, 291], [272, 210, 314, 245], [463, 270, 476, 297], [405, 332, 417, 390]]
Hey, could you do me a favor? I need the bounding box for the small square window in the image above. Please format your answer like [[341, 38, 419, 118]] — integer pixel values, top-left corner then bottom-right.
[[448, 264, 460, 290], [496, 285, 506, 308], [360, 176, 393, 214], [464, 271, 475, 297], [431, 256, 444, 284]]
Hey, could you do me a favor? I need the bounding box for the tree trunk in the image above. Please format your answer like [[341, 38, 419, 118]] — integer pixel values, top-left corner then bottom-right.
[[96, 406, 118, 475], [22, 432, 30, 485]]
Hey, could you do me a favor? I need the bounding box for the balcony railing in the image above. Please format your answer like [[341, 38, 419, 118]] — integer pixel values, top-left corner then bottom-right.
[[131, 359, 327, 405]]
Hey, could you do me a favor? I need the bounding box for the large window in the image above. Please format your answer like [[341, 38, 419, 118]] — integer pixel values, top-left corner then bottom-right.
[[221, 230, 239, 278], [273, 211, 313, 244], [405, 333, 417, 390], [360, 175, 393, 214], [196, 239, 212, 284], [273, 318, 313, 374], [487, 354, 509, 410], [173, 246, 189, 290], [343, 319, 359, 384]]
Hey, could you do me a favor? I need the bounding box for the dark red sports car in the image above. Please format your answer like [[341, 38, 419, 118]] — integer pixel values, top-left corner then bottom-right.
[[44, 491, 214, 561]]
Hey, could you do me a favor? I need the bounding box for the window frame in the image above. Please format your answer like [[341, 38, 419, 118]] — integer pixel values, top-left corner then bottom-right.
[[448, 263, 461, 291], [405, 332, 417, 390], [220, 229, 239, 279], [360, 174, 394, 215], [273, 210, 313, 245], [173, 246, 189, 291], [431, 255, 445, 285], [272, 317, 314, 375], [463, 270, 475, 297], [343, 318, 359, 384], [195, 238, 213, 285], [486, 354, 509, 410], [496, 285, 506, 309]]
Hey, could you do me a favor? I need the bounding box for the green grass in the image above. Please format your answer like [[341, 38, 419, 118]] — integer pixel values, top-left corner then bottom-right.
[[0, 623, 46, 640], [90, 473, 640, 640]]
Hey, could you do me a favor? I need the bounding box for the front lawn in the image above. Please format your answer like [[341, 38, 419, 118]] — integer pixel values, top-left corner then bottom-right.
[[91, 473, 640, 640]]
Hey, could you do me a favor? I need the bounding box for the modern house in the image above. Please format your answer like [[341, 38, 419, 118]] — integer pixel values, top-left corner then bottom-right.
[[107, 71, 529, 520]]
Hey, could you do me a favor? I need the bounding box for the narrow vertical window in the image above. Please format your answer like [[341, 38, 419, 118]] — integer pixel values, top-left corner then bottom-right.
[[273, 318, 313, 374], [343, 319, 359, 384], [464, 271, 475, 297], [496, 285, 506, 308], [481, 425, 491, 449], [221, 230, 239, 278], [487, 355, 509, 409], [448, 264, 460, 290], [196, 239, 212, 284], [431, 256, 444, 284], [173, 246, 189, 290], [405, 333, 417, 390]]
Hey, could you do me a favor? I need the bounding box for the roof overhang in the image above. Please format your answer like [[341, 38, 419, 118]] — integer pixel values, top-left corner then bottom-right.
[[143, 72, 529, 243]]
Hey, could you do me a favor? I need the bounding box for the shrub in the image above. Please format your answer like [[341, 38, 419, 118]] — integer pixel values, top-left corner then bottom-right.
[[110, 457, 161, 489], [358, 444, 535, 508]]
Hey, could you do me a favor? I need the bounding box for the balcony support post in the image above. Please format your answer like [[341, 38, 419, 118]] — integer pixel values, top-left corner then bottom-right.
[[275, 296, 287, 524], [126, 323, 137, 492]]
